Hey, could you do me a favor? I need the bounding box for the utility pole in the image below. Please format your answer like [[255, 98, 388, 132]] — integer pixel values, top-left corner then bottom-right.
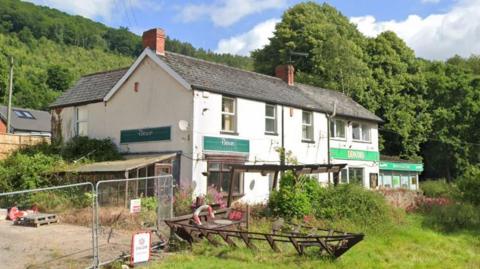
[[6, 56, 13, 134], [327, 101, 337, 185]]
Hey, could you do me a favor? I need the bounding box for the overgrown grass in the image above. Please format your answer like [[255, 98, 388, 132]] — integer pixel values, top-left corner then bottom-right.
[[149, 214, 480, 269]]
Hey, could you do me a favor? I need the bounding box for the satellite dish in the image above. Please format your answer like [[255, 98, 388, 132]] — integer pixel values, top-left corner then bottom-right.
[[178, 120, 189, 131]]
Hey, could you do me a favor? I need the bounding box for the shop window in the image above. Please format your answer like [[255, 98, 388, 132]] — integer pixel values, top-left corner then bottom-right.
[[352, 122, 371, 142], [221, 96, 236, 132], [382, 174, 392, 188], [401, 175, 410, 189], [75, 107, 88, 136], [392, 175, 400, 188], [302, 110, 314, 141], [206, 157, 244, 195], [349, 167, 364, 185], [340, 169, 348, 183], [265, 104, 277, 134], [330, 119, 346, 139]]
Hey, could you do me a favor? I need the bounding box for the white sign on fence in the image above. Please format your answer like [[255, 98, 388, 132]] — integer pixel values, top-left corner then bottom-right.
[[130, 198, 141, 213], [131, 232, 151, 265]]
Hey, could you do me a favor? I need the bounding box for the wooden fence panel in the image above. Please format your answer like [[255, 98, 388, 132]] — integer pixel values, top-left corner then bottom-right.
[[0, 133, 50, 159]]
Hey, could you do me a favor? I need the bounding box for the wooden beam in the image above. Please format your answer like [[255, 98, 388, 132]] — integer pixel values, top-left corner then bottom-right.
[[227, 168, 235, 207]]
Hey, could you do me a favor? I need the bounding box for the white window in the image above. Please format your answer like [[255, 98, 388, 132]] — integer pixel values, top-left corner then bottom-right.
[[75, 107, 88, 136], [352, 122, 371, 142], [341, 167, 364, 185], [302, 111, 314, 141], [221, 96, 236, 132], [265, 104, 277, 134], [330, 119, 346, 139]]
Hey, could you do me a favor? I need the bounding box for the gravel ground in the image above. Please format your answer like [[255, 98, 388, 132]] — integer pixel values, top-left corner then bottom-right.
[[0, 218, 132, 269]]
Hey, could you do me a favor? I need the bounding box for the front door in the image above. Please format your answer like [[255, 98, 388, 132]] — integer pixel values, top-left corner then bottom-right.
[[369, 173, 378, 189]]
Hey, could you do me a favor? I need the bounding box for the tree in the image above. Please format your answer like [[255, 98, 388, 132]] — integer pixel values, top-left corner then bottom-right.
[[46, 65, 73, 92]]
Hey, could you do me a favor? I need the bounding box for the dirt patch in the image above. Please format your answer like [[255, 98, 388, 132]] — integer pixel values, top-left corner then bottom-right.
[[0, 218, 133, 269]]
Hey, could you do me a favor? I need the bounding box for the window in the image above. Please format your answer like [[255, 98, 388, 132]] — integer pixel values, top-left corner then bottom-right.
[[340, 169, 348, 183], [207, 158, 244, 194], [265, 104, 277, 134], [302, 111, 314, 141], [352, 122, 371, 142], [221, 96, 236, 132], [348, 168, 364, 185], [13, 109, 34, 119], [330, 119, 346, 139], [75, 107, 88, 136]]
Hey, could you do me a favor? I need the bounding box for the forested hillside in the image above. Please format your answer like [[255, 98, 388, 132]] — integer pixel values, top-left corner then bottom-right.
[[253, 2, 480, 180], [0, 0, 252, 110]]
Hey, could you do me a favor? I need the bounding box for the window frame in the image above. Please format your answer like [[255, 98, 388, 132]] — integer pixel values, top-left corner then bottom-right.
[[301, 110, 314, 142], [206, 157, 245, 196], [351, 122, 371, 143], [75, 107, 88, 137], [330, 119, 346, 140], [340, 167, 365, 186], [221, 96, 237, 133], [265, 103, 277, 134]]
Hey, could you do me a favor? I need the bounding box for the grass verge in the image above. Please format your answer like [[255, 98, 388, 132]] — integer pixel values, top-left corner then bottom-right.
[[148, 214, 480, 269]]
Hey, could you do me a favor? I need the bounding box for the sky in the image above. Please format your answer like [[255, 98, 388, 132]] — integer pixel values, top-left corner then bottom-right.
[[25, 0, 480, 60]]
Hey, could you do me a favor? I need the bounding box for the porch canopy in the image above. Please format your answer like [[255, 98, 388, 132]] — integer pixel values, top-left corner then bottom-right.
[[226, 163, 347, 207]]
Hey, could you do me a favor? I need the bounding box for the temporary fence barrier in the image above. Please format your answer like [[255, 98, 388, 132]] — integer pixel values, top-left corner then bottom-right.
[[0, 175, 174, 269], [0, 182, 98, 269], [95, 175, 174, 267]]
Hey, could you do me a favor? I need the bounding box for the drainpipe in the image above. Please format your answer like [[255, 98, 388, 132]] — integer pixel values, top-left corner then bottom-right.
[[327, 102, 337, 185]]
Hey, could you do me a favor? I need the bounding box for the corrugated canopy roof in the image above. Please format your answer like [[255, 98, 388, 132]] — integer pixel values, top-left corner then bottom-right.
[[68, 153, 176, 173]]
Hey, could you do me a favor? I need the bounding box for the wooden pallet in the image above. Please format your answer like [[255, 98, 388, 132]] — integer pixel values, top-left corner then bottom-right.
[[14, 213, 58, 227]]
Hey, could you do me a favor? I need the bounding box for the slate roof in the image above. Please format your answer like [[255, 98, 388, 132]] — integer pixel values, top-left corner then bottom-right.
[[0, 105, 51, 133], [50, 68, 128, 107], [51, 49, 382, 122]]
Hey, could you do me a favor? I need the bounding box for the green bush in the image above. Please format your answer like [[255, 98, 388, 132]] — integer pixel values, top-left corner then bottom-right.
[[141, 197, 157, 212], [174, 186, 194, 216], [269, 171, 393, 229], [314, 184, 390, 226], [0, 152, 64, 192], [61, 136, 123, 162], [457, 166, 480, 206], [423, 203, 480, 232], [421, 180, 458, 199], [269, 185, 313, 218]]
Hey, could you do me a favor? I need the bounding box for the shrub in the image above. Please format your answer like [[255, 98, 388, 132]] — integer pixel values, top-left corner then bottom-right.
[[141, 197, 157, 212], [61, 136, 123, 162], [0, 152, 64, 192], [421, 180, 458, 199], [269, 185, 312, 218], [457, 166, 480, 206], [206, 186, 227, 208], [174, 185, 194, 216], [423, 203, 480, 232], [314, 184, 390, 227]]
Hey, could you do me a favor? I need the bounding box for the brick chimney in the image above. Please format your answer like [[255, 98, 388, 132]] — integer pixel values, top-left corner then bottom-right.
[[275, 64, 294, 86], [142, 28, 165, 55]]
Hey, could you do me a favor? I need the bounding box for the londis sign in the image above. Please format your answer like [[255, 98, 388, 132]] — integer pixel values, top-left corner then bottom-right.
[[330, 148, 379, 162], [203, 136, 250, 154]]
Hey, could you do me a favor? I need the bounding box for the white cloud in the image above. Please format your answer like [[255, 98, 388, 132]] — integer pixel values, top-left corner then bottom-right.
[[351, 0, 480, 59], [179, 0, 285, 27], [216, 18, 279, 55], [25, 0, 161, 22]]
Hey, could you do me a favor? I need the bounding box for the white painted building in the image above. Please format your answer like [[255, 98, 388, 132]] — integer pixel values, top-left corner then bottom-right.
[[51, 28, 383, 203]]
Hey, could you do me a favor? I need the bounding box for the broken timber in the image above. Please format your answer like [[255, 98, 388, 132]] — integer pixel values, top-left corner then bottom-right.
[[165, 208, 363, 259]]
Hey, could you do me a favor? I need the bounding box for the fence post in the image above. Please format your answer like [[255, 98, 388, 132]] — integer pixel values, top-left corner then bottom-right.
[[92, 185, 100, 269]]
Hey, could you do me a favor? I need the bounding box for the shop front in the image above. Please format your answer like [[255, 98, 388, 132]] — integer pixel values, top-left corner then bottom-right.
[[202, 136, 250, 196], [330, 148, 380, 189], [379, 160, 423, 190]]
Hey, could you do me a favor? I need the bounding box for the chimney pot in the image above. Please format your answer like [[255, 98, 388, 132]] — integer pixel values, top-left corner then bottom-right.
[[275, 64, 294, 86], [142, 28, 165, 55]]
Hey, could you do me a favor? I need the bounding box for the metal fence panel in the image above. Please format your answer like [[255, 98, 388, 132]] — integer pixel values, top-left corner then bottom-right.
[[95, 175, 173, 266], [0, 182, 97, 269]]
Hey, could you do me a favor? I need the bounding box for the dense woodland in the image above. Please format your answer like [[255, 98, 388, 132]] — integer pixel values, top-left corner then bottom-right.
[[0, 0, 478, 181]]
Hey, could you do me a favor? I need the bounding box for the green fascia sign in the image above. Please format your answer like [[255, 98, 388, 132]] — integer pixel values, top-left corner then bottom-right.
[[330, 148, 379, 162], [203, 136, 249, 154], [120, 126, 171, 143], [380, 161, 424, 172]]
